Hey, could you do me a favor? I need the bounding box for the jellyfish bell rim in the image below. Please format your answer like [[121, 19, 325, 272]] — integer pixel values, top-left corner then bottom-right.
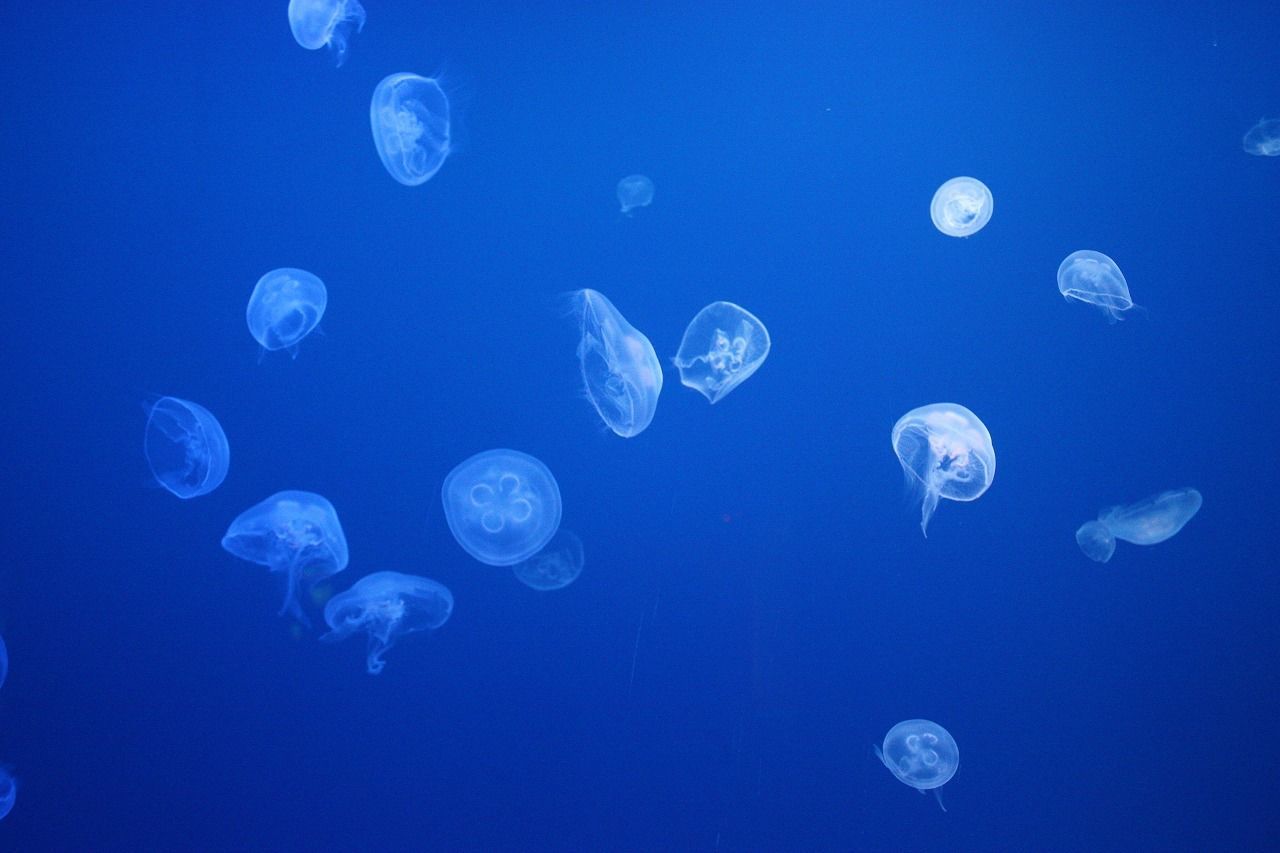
[[441, 449, 563, 567]]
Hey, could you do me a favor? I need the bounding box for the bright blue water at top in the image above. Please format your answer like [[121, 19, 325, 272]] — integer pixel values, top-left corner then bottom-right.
[[0, 1, 1277, 849]]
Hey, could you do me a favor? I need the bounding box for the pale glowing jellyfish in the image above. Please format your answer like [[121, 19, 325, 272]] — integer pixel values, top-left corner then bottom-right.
[[1075, 520, 1116, 563], [287, 0, 365, 66], [143, 396, 230, 499], [1243, 119, 1280, 156], [321, 571, 453, 674], [891, 403, 995, 537], [442, 450, 563, 566], [370, 73, 452, 186], [617, 174, 655, 214], [1056, 250, 1134, 323], [929, 177, 993, 237], [246, 268, 327, 356], [1099, 488, 1202, 546], [874, 719, 959, 811], [571, 289, 663, 437], [673, 301, 770, 403], [512, 529, 584, 591]]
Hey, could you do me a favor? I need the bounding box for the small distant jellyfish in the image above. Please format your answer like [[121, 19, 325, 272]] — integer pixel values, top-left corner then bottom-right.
[[1056, 250, 1134, 323], [673, 302, 771, 404], [246, 268, 327, 356], [1075, 520, 1116, 563], [442, 450, 563, 567], [0, 766, 13, 821], [571, 289, 663, 437], [512, 529, 584, 591], [222, 490, 349, 622], [1243, 118, 1280, 156], [874, 719, 959, 811], [0, 634, 7, 691], [929, 177, 993, 237], [321, 571, 453, 674], [1099, 488, 1202, 546], [287, 0, 366, 66], [143, 396, 230, 499], [617, 174, 655, 215], [370, 73, 452, 186], [891, 403, 996, 537]]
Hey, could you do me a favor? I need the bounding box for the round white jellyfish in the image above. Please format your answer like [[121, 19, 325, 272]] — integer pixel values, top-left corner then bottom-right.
[[512, 529, 584, 591], [891, 403, 995, 537], [1075, 520, 1116, 563], [874, 719, 959, 812], [370, 73, 452, 186], [929, 177, 993, 237], [321, 571, 453, 674], [1242, 118, 1280, 156], [142, 396, 230, 499], [442, 449, 563, 566], [246, 268, 327, 356], [287, 0, 366, 67], [617, 174, 654, 214], [672, 301, 770, 404], [1099, 488, 1202, 546], [1056, 250, 1134, 323]]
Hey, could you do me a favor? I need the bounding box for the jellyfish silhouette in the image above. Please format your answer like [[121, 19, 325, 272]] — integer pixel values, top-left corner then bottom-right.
[[143, 396, 230, 499], [1243, 118, 1280, 156], [874, 719, 959, 812], [322, 572, 453, 674], [1057, 250, 1134, 323], [616, 174, 654, 214], [442, 449, 562, 566], [891, 403, 995, 536], [929, 177, 993, 237], [222, 491, 349, 622], [246, 268, 327, 356], [512, 529, 584, 591], [287, 0, 365, 66], [673, 301, 771, 404], [370, 73, 452, 186], [571, 289, 663, 437], [0, 766, 15, 821]]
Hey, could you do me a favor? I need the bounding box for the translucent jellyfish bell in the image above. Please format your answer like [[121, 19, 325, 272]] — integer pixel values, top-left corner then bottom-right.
[[321, 571, 454, 674], [571, 289, 663, 437], [512, 529, 584, 591], [370, 73, 452, 186], [891, 403, 995, 537], [1243, 118, 1280, 156], [222, 490, 349, 621], [246, 268, 327, 356], [616, 174, 654, 214], [672, 301, 770, 404], [442, 450, 563, 566], [929, 177, 993, 237], [1075, 520, 1116, 563], [287, 0, 365, 66], [1099, 488, 1202, 546], [874, 719, 959, 811], [0, 766, 14, 821], [1057, 250, 1134, 323], [143, 396, 230, 499], [0, 634, 7, 691]]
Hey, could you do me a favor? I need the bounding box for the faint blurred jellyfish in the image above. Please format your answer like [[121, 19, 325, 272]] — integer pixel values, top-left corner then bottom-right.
[[246, 268, 327, 356], [0, 766, 14, 821], [0, 634, 7, 691], [442, 450, 562, 566], [1099, 488, 1202, 546], [143, 396, 230, 499], [370, 73, 452, 186], [571, 289, 663, 437], [1056, 250, 1134, 323], [287, 0, 365, 66], [222, 491, 349, 621], [1075, 520, 1116, 563], [322, 571, 453, 674], [1243, 118, 1280, 156], [673, 301, 770, 404], [930, 177, 993, 237], [874, 719, 959, 812], [891, 403, 995, 537], [513, 529, 584, 591], [617, 174, 654, 214]]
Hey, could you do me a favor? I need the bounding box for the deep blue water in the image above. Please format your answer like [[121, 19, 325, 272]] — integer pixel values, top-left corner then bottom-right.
[[1, 2, 1278, 850]]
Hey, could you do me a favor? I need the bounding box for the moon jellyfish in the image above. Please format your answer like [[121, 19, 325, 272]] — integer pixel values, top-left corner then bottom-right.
[[1243, 118, 1280, 156], [246, 268, 327, 356], [321, 571, 453, 674], [673, 301, 771, 404], [1099, 488, 1202, 546], [571, 289, 663, 437], [143, 396, 230, 499], [874, 719, 959, 812], [512, 529, 584, 591], [617, 174, 654, 214], [1056, 250, 1134, 323], [1075, 520, 1116, 563], [891, 403, 995, 537], [442, 450, 562, 567], [222, 491, 349, 622], [929, 177, 993, 237], [0, 767, 14, 821], [370, 73, 452, 186], [287, 0, 365, 66]]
